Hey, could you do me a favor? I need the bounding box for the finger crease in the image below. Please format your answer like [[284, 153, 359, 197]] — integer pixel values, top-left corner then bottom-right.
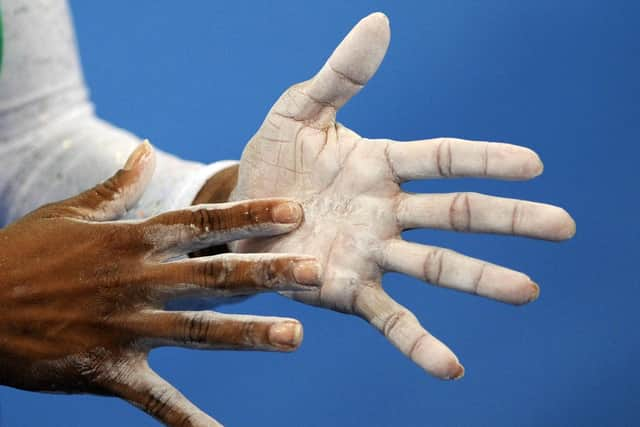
[[409, 333, 430, 361], [382, 311, 406, 337], [436, 139, 446, 177], [447, 139, 454, 176], [180, 413, 197, 427], [423, 249, 445, 285], [483, 144, 489, 176], [473, 263, 488, 295], [384, 143, 400, 182], [328, 63, 366, 86], [435, 250, 445, 285], [511, 202, 522, 234]]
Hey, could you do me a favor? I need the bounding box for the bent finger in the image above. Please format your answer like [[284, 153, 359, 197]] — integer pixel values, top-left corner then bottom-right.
[[386, 138, 543, 181], [130, 310, 304, 352], [397, 192, 576, 240], [56, 141, 155, 221], [379, 239, 539, 305], [146, 254, 321, 299], [142, 199, 304, 257], [352, 284, 463, 380]]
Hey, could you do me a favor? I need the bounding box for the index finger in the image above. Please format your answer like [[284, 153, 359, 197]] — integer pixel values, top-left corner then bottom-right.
[[142, 199, 304, 258]]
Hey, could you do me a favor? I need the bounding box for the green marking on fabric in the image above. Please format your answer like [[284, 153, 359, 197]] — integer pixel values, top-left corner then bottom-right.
[[0, 6, 3, 75]]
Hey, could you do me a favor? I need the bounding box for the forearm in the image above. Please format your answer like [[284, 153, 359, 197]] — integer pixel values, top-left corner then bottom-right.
[[0, 0, 236, 225]]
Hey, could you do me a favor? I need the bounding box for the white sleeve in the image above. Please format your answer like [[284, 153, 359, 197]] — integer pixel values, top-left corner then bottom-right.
[[0, 0, 236, 226]]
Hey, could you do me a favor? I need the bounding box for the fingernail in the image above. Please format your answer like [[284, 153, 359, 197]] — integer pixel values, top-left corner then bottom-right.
[[528, 281, 540, 303], [271, 202, 302, 224], [269, 322, 303, 348], [293, 260, 321, 286], [124, 140, 152, 170], [451, 364, 465, 380], [531, 154, 544, 177]]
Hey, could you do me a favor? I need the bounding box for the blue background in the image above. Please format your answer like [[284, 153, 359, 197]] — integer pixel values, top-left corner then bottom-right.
[[1, 0, 638, 426]]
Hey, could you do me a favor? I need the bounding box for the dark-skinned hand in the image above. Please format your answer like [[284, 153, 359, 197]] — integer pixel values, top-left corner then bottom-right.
[[0, 142, 321, 426]]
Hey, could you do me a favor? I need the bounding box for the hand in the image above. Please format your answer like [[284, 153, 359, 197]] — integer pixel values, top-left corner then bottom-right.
[[0, 142, 321, 426], [230, 13, 576, 379]]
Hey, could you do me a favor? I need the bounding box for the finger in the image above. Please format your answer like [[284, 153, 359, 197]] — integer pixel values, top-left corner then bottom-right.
[[57, 140, 156, 221], [386, 138, 543, 181], [146, 254, 321, 299], [108, 360, 222, 427], [379, 239, 539, 305], [352, 284, 463, 379], [142, 199, 304, 257], [273, 12, 390, 120], [129, 310, 304, 352], [397, 192, 576, 240]]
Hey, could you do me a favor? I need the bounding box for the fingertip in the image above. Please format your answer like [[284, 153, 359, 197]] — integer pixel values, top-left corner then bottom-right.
[[328, 12, 391, 87], [360, 11, 391, 45], [528, 281, 541, 302], [551, 208, 577, 240], [367, 12, 390, 30], [125, 139, 154, 171], [520, 147, 543, 178], [408, 333, 463, 380], [451, 363, 465, 380], [121, 141, 156, 211], [531, 153, 544, 178], [509, 277, 541, 306], [268, 321, 304, 350], [271, 201, 303, 224], [141, 138, 153, 152], [563, 214, 577, 239], [433, 358, 464, 381], [509, 280, 540, 306]]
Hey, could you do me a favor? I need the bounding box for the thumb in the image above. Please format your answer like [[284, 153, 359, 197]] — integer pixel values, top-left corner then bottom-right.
[[271, 12, 390, 122], [55, 140, 156, 221]]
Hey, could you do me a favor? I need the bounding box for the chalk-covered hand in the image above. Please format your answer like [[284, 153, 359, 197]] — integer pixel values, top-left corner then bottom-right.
[[230, 13, 575, 379], [0, 142, 321, 426]]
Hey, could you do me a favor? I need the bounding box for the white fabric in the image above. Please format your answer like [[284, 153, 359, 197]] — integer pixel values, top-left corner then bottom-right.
[[0, 0, 235, 226]]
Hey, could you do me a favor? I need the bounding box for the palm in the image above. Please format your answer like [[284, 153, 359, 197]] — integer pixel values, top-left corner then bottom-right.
[[235, 117, 398, 307], [231, 13, 575, 379]]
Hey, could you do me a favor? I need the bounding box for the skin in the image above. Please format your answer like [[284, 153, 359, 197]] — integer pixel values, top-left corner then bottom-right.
[[222, 13, 576, 379], [0, 12, 576, 427], [0, 142, 322, 426]]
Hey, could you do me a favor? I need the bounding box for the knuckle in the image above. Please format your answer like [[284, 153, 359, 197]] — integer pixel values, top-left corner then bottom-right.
[[248, 258, 280, 289], [237, 200, 272, 227], [408, 332, 430, 361], [104, 223, 150, 254], [191, 208, 213, 232], [199, 258, 226, 288], [240, 320, 259, 345], [382, 310, 407, 337], [511, 201, 524, 234], [435, 138, 453, 177], [144, 386, 174, 418], [449, 193, 472, 232], [423, 248, 445, 285], [96, 170, 127, 201], [178, 413, 198, 427], [183, 313, 207, 344]]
